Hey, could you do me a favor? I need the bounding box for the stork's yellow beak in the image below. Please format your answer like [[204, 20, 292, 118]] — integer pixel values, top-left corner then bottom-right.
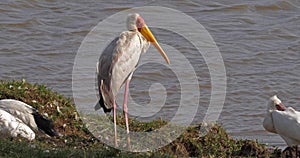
[[139, 24, 170, 64]]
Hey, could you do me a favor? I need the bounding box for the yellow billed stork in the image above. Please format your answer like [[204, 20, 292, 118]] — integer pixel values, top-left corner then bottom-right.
[[96, 13, 170, 149]]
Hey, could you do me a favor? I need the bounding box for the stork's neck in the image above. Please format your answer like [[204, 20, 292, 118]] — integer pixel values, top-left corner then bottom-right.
[[128, 29, 138, 32]]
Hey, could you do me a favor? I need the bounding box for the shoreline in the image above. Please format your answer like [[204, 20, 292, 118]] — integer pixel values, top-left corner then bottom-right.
[[0, 80, 281, 157]]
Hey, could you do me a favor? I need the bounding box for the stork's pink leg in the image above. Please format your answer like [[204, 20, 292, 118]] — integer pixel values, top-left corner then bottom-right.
[[123, 79, 131, 150], [113, 99, 118, 147]]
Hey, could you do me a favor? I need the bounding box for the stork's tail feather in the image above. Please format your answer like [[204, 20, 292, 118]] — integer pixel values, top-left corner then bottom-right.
[[96, 87, 112, 113], [32, 112, 59, 137], [95, 99, 112, 113]]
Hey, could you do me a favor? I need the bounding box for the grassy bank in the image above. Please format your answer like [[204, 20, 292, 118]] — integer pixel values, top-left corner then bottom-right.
[[0, 80, 281, 157]]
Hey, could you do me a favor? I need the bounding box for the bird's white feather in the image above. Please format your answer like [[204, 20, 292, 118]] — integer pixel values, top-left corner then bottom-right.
[[0, 109, 35, 140], [263, 112, 277, 133], [0, 99, 38, 131], [263, 95, 300, 147], [272, 107, 300, 146], [111, 31, 149, 96], [98, 30, 149, 110]]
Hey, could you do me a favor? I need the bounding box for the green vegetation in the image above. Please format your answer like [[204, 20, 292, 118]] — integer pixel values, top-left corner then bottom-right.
[[0, 80, 281, 157]]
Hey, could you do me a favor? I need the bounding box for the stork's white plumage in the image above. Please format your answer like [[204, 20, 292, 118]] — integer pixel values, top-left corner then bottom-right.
[[0, 109, 35, 140], [96, 13, 170, 150], [263, 95, 300, 146], [0, 99, 59, 138]]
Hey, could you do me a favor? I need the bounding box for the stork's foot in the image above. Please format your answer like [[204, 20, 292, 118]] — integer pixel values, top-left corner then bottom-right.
[[127, 135, 131, 151], [282, 146, 300, 158]]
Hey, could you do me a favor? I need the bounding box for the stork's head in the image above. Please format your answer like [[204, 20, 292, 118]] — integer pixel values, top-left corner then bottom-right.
[[127, 13, 139, 31], [268, 95, 286, 111], [126, 13, 170, 64]]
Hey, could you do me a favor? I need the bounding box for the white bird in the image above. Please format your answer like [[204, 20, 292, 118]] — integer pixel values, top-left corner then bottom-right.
[[263, 95, 300, 155], [0, 109, 35, 140], [96, 13, 170, 149], [0, 99, 59, 138]]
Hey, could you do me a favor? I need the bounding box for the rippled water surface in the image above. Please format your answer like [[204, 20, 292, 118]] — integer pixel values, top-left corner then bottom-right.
[[1, 0, 300, 148]]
